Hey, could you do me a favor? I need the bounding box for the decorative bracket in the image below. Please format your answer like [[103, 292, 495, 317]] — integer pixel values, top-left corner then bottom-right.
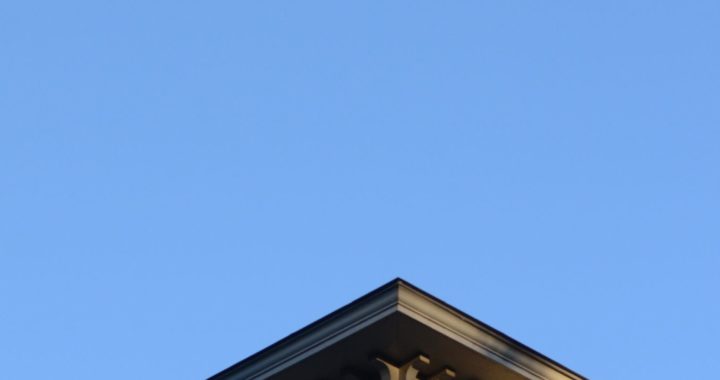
[[427, 368, 457, 380], [372, 355, 455, 380]]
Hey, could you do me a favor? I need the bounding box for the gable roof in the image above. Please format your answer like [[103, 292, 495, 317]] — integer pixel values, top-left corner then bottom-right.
[[209, 278, 585, 380]]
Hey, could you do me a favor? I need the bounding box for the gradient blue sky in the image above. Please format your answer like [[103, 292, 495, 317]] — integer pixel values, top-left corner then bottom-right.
[[1, 1, 719, 379]]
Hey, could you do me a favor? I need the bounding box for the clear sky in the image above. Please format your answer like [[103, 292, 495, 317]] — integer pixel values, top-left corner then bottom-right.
[[1, 1, 718, 379]]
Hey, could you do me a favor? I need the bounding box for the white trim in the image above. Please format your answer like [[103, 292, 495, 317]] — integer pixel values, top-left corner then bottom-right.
[[396, 284, 582, 380], [210, 281, 584, 380], [225, 287, 399, 380]]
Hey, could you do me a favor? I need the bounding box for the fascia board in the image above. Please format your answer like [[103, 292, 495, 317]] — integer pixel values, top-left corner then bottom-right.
[[209, 279, 585, 380], [210, 283, 400, 380], [395, 283, 585, 380]]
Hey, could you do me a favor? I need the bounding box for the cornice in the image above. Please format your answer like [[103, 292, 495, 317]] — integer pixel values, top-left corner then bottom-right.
[[395, 282, 584, 380], [210, 281, 401, 380], [209, 279, 585, 380]]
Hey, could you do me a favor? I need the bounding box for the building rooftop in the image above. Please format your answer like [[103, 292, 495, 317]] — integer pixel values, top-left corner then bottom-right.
[[209, 278, 585, 380]]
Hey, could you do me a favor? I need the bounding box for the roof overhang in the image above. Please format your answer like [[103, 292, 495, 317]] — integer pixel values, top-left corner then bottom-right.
[[210, 279, 585, 380]]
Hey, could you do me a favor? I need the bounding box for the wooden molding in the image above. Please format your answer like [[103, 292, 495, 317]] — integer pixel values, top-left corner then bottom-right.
[[209, 279, 585, 380]]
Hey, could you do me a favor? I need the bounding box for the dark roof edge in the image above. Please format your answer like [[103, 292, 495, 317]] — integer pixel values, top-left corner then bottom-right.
[[395, 279, 586, 380], [209, 278, 585, 380], [208, 278, 403, 380]]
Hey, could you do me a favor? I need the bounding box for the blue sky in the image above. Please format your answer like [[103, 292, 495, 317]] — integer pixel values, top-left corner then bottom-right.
[[1, 1, 718, 379]]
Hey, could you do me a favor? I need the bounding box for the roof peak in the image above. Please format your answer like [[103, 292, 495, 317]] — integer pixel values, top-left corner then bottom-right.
[[210, 279, 585, 380]]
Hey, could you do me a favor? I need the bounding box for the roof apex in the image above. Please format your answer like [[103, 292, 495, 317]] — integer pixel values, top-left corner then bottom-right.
[[210, 278, 585, 380]]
